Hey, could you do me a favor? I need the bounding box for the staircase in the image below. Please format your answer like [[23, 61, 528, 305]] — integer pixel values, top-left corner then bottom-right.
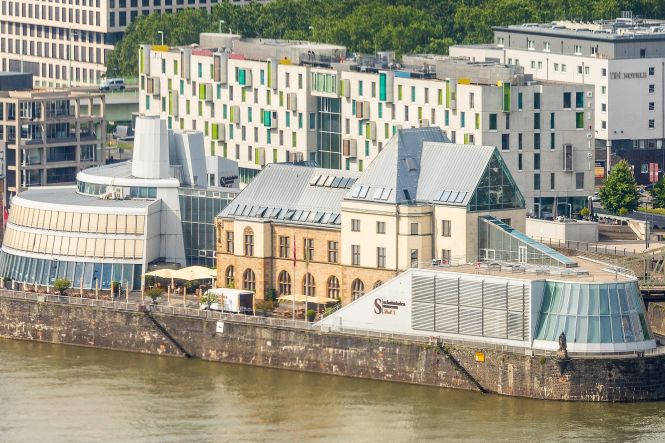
[[145, 310, 192, 358], [436, 340, 487, 394]]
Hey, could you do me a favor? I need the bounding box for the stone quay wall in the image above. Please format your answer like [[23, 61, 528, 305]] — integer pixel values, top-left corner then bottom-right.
[[2, 292, 665, 402]]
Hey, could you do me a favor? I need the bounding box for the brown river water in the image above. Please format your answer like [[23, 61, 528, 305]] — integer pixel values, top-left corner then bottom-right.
[[1, 338, 664, 442]]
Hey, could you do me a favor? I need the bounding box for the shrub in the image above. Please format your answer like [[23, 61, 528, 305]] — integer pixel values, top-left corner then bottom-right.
[[145, 287, 163, 304], [579, 207, 590, 217], [53, 278, 71, 295], [255, 300, 275, 312], [618, 207, 629, 216], [200, 291, 219, 309], [306, 309, 316, 321]]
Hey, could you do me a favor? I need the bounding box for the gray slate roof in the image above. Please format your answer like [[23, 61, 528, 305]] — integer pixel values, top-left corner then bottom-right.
[[218, 163, 360, 227], [346, 127, 496, 207]]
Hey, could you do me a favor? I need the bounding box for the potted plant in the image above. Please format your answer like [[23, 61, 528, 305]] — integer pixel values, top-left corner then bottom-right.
[[111, 280, 121, 298], [579, 207, 590, 220], [306, 309, 316, 322]]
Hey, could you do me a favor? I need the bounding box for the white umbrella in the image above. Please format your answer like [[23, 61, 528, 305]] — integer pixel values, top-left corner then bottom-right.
[[173, 266, 217, 281]]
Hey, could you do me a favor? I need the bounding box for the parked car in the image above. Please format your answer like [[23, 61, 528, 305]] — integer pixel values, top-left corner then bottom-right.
[[100, 78, 125, 92]]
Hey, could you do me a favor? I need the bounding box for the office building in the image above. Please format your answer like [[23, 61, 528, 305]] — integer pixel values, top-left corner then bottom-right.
[[216, 127, 545, 302], [0, 79, 106, 203], [0, 0, 267, 86], [0, 115, 238, 290], [450, 13, 665, 183], [140, 34, 594, 217]]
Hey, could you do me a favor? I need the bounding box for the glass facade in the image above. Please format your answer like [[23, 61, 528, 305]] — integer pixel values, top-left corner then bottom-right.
[[467, 151, 525, 212], [478, 216, 577, 267], [316, 97, 342, 169], [179, 188, 236, 266], [0, 251, 142, 290], [77, 180, 157, 199], [535, 281, 652, 345]]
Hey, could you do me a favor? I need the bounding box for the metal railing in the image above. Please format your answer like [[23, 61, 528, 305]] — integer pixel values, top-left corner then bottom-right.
[[2, 288, 665, 360], [534, 236, 642, 256]]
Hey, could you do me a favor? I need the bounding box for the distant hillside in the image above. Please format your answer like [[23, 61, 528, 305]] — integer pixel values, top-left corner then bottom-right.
[[107, 0, 665, 77]]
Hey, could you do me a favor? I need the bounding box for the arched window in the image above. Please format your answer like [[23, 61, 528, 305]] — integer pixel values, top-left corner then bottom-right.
[[225, 266, 235, 288], [243, 268, 256, 292], [303, 273, 315, 296], [373, 280, 383, 290], [243, 227, 254, 256], [278, 270, 291, 295], [327, 275, 340, 299], [351, 279, 365, 301]]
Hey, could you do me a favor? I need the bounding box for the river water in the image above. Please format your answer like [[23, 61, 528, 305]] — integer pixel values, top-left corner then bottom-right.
[[1, 339, 665, 442]]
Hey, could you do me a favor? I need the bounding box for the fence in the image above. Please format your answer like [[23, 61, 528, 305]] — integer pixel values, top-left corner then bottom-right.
[[534, 237, 643, 257]]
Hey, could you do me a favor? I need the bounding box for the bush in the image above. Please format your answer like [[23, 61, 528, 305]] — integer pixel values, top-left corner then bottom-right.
[[145, 287, 163, 304], [53, 278, 71, 295], [255, 300, 275, 312], [200, 291, 219, 309], [579, 207, 590, 217], [306, 309, 316, 322], [619, 207, 629, 216]]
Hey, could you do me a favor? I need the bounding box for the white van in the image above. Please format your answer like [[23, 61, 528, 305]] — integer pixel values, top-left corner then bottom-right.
[[100, 78, 126, 92], [200, 288, 254, 314]]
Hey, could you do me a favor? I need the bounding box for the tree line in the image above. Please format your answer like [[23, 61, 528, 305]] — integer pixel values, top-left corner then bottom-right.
[[107, 0, 665, 77]]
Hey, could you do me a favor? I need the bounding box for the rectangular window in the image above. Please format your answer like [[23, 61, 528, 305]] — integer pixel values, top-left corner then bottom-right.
[[304, 238, 314, 261], [576, 112, 584, 129], [352, 244, 360, 266], [534, 133, 540, 150], [563, 92, 571, 109], [649, 67, 655, 76], [518, 93, 523, 110], [550, 173, 555, 190], [279, 236, 290, 258], [518, 153, 523, 171], [649, 119, 655, 129], [351, 218, 360, 232], [226, 231, 234, 253], [550, 112, 555, 129], [649, 84, 656, 93], [377, 247, 386, 269], [501, 133, 509, 150], [550, 132, 555, 150], [534, 113, 540, 130], [442, 220, 451, 237], [575, 172, 584, 190], [575, 91, 584, 108], [376, 221, 386, 234], [534, 153, 540, 170], [441, 249, 451, 264], [518, 133, 523, 150], [489, 113, 497, 130], [410, 249, 418, 267], [533, 92, 541, 109], [534, 173, 540, 190], [460, 112, 465, 128], [410, 223, 419, 235], [327, 241, 338, 263]]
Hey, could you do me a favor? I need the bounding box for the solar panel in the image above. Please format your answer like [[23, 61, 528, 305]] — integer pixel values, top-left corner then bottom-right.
[[359, 186, 369, 198], [309, 174, 321, 186], [347, 178, 357, 188], [331, 177, 342, 188], [434, 190, 444, 201], [320, 213, 331, 224], [270, 207, 281, 218], [454, 192, 467, 203], [380, 188, 392, 201], [323, 175, 334, 187], [339, 177, 350, 188], [440, 191, 451, 202], [293, 210, 303, 220], [284, 209, 295, 220], [257, 207, 268, 217], [300, 211, 311, 221], [447, 191, 459, 203], [351, 186, 361, 198], [331, 214, 341, 224], [373, 188, 384, 200]]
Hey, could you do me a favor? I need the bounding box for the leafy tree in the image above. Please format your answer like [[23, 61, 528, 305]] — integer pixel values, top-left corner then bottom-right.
[[53, 279, 71, 295], [145, 287, 163, 304], [599, 160, 640, 214], [200, 291, 220, 309], [652, 177, 665, 208]]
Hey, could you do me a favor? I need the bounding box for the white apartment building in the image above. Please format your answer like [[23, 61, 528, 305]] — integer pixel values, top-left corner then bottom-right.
[[139, 34, 595, 217], [450, 13, 665, 183], [0, 0, 264, 87]]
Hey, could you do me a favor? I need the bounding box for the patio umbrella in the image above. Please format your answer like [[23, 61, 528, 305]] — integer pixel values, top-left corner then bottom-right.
[[173, 266, 217, 281], [144, 268, 179, 290]]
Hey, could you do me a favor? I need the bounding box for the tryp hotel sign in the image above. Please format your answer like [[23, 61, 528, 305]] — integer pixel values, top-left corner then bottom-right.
[[609, 72, 647, 80]]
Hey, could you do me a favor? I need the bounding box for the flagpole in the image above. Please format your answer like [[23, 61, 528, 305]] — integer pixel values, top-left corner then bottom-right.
[[292, 236, 296, 321]]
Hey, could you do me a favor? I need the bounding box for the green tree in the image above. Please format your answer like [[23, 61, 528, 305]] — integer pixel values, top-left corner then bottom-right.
[[599, 160, 640, 214], [53, 278, 71, 295], [651, 177, 665, 208], [145, 287, 163, 304], [200, 291, 220, 309]]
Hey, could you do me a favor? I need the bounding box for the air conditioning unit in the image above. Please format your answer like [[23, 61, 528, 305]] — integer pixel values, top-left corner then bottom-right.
[[342, 139, 357, 157], [289, 152, 304, 162]]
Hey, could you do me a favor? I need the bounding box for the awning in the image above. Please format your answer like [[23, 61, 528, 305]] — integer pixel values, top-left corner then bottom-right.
[[277, 294, 339, 304]]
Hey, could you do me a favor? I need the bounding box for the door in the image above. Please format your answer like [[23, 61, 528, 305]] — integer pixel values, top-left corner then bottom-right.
[[518, 246, 528, 264]]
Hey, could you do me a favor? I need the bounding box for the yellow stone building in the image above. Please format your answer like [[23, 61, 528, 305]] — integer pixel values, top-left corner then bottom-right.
[[216, 128, 527, 303]]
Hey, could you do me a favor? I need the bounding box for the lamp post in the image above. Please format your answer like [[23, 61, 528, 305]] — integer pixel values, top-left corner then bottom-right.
[[219, 20, 225, 33], [157, 31, 164, 46], [644, 198, 650, 250]]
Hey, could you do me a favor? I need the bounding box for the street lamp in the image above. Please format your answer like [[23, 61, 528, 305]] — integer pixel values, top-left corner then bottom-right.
[[157, 30, 164, 46]]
